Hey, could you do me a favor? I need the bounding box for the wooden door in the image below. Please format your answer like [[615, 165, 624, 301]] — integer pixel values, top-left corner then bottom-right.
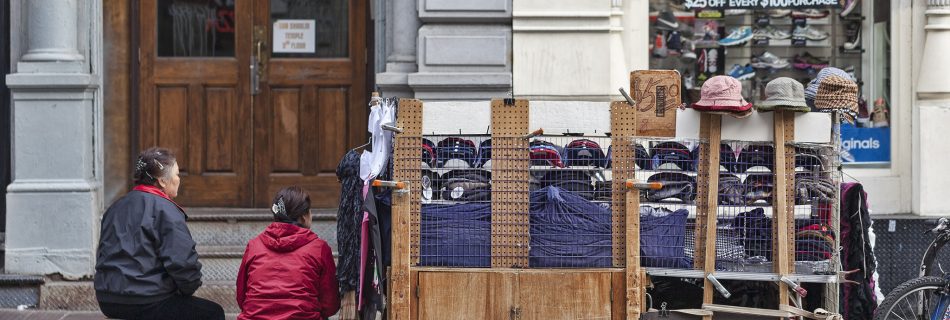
[[139, 0, 254, 207], [251, 0, 367, 207], [138, 0, 367, 208]]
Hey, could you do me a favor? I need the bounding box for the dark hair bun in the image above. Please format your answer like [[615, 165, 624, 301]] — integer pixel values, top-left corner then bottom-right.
[[133, 147, 176, 186]]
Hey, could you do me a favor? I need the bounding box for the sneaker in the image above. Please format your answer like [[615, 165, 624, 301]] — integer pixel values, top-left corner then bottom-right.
[[684, 72, 695, 90], [725, 9, 749, 15], [657, 10, 679, 31], [841, 0, 861, 17], [753, 26, 791, 40], [791, 9, 829, 19], [857, 96, 870, 120], [793, 25, 829, 41], [768, 9, 792, 18], [791, 52, 829, 70], [719, 26, 753, 46], [708, 49, 719, 73], [872, 98, 889, 127], [681, 39, 697, 60], [843, 24, 861, 50], [728, 64, 756, 80], [843, 65, 858, 81], [652, 31, 668, 58], [750, 51, 790, 69]]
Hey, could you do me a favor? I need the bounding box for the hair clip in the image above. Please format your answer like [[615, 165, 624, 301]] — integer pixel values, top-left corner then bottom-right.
[[135, 159, 147, 172], [153, 159, 164, 170], [272, 197, 286, 216]]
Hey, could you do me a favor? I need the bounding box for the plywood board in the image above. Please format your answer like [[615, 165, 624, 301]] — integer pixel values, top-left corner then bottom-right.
[[626, 188, 643, 318], [417, 272, 515, 320], [390, 190, 411, 320], [490, 99, 531, 268], [518, 272, 613, 319], [630, 70, 680, 137], [771, 111, 796, 307]]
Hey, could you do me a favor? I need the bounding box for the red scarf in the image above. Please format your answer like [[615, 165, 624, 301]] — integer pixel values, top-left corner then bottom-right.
[[133, 185, 186, 215]]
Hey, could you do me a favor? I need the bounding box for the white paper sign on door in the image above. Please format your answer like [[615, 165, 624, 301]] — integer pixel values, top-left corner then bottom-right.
[[273, 19, 316, 53]]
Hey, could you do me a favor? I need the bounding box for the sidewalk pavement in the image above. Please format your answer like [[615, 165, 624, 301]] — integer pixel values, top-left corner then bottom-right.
[[0, 310, 240, 319]]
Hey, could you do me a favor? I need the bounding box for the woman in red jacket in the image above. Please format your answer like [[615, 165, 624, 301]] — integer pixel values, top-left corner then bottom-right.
[[236, 186, 340, 320]]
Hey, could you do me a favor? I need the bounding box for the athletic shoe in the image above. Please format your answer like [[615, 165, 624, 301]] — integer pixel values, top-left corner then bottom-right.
[[681, 39, 697, 61], [791, 9, 829, 19], [843, 65, 858, 81], [725, 9, 749, 15], [872, 97, 889, 128], [841, 0, 861, 17], [728, 64, 756, 80], [708, 49, 718, 73], [768, 9, 792, 18], [753, 26, 792, 40], [750, 51, 789, 69], [684, 72, 695, 90], [652, 31, 668, 58], [657, 10, 679, 31], [793, 25, 829, 41], [719, 26, 753, 47], [843, 24, 861, 50], [791, 52, 829, 70], [697, 50, 707, 74]]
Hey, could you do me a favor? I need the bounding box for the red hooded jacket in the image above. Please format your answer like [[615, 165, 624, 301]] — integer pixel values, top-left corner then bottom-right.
[[237, 222, 340, 320]]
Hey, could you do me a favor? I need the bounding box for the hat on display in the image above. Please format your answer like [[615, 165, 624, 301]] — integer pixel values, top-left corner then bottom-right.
[[691, 75, 753, 118], [756, 77, 810, 113], [650, 141, 694, 171], [805, 67, 851, 107], [530, 144, 566, 168], [565, 139, 607, 167], [690, 143, 737, 172], [541, 170, 596, 200], [644, 172, 696, 203], [475, 139, 492, 168], [734, 144, 775, 173], [794, 172, 836, 205], [435, 137, 477, 168], [439, 169, 491, 202], [814, 75, 859, 122], [743, 173, 774, 205], [635, 143, 651, 170], [422, 138, 436, 168], [719, 173, 745, 205], [794, 146, 825, 172], [421, 169, 440, 203]]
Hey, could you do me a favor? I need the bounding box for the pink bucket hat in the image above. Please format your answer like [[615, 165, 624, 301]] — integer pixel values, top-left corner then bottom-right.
[[691, 76, 753, 117]]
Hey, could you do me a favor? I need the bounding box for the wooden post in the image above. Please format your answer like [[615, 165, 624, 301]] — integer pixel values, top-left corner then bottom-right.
[[610, 101, 641, 319], [696, 113, 722, 319], [390, 99, 424, 320], [490, 99, 530, 268], [772, 110, 796, 308]]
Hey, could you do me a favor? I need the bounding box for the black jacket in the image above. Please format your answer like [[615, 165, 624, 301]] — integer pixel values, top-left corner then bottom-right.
[[94, 190, 202, 304]]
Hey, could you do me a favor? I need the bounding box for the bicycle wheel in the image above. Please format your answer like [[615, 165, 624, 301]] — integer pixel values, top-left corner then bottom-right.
[[875, 276, 950, 320]]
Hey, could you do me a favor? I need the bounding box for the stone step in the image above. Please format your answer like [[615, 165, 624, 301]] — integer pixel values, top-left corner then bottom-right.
[[197, 245, 339, 282], [186, 208, 339, 252], [38, 280, 342, 318]]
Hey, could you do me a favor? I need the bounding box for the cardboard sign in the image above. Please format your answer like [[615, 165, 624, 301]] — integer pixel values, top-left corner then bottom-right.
[[273, 19, 316, 53], [630, 70, 681, 137], [684, 0, 842, 10]]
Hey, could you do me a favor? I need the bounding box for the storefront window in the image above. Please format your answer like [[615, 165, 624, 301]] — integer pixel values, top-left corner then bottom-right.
[[647, 0, 888, 165]]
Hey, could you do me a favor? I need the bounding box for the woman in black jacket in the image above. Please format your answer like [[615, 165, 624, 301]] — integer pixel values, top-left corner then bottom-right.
[[94, 147, 224, 320]]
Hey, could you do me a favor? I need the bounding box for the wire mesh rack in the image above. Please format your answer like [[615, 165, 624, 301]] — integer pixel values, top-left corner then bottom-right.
[[631, 137, 705, 270], [790, 142, 839, 276]]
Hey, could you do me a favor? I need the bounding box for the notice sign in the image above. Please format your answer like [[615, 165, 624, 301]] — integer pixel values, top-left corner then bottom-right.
[[273, 19, 316, 53], [683, 0, 842, 10]]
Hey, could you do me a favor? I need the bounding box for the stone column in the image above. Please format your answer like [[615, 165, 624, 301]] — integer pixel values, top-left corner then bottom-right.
[[376, 0, 421, 98], [5, 0, 101, 278], [915, 0, 950, 215]]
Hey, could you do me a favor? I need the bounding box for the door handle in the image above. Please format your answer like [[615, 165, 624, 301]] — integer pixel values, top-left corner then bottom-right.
[[251, 27, 267, 96]]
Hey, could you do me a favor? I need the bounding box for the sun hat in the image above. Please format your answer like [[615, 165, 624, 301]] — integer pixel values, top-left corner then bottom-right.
[[436, 137, 477, 168], [691, 75, 753, 118], [757, 77, 810, 112], [805, 67, 851, 107], [814, 75, 859, 122]]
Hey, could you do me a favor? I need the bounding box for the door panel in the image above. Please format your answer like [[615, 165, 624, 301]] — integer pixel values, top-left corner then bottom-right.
[[140, 0, 253, 207], [518, 272, 613, 319], [416, 272, 515, 320], [253, 0, 367, 207]]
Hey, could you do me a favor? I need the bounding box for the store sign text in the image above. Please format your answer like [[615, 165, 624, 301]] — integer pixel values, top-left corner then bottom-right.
[[684, 0, 841, 9]]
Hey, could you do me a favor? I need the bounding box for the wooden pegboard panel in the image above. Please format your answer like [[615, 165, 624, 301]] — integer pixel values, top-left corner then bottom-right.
[[390, 190, 411, 320], [783, 111, 796, 276], [697, 114, 722, 310], [490, 99, 530, 268], [393, 99, 423, 266], [771, 110, 793, 306], [610, 101, 637, 268]]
